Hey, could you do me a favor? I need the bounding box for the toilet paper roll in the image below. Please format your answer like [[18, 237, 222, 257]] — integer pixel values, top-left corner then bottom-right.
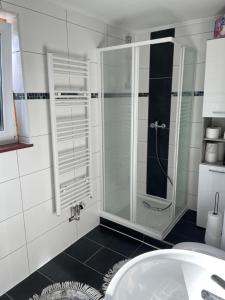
[[205, 211, 223, 247], [206, 127, 221, 139], [221, 212, 225, 250]]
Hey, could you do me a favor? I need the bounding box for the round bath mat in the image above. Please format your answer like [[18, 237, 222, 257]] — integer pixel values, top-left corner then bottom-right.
[[29, 281, 103, 300], [102, 259, 130, 293]]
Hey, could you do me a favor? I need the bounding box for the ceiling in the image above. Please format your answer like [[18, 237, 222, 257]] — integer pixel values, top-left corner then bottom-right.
[[49, 0, 225, 31]]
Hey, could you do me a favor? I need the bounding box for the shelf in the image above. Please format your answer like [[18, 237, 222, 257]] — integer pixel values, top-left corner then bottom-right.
[[204, 137, 225, 142], [0, 142, 33, 153], [201, 161, 225, 168]]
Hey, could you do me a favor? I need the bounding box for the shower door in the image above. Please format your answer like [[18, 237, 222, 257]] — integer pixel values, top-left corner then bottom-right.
[[101, 47, 134, 220]]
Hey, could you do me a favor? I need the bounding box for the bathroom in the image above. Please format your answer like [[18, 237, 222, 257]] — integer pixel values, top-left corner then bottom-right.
[[0, 0, 225, 299]]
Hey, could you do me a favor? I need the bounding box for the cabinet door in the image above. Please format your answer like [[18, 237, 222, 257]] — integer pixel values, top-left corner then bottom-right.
[[197, 164, 225, 228], [203, 39, 225, 117]]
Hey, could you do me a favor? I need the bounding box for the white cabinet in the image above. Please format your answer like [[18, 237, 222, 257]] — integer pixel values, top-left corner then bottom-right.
[[197, 164, 225, 228], [203, 38, 225, 117]]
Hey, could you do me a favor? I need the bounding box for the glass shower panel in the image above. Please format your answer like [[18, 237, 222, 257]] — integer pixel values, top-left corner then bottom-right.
[[175, 47, 196, 216], [102, 48, 133, 220]]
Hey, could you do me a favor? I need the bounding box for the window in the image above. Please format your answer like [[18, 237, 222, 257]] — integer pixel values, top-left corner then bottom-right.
[[0, 23, 16, 144]]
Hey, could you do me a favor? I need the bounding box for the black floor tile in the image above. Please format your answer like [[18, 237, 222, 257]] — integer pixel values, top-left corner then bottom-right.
[[85, 226, 113, 246], [144, 235, 172, 249], [164, 232, 193, 244], [64, 237, 102, 263], [165, 219, 205, 244], [181, 210, 197, 224], [85, 226, 141, 257], [130, 243, 156, 258], [7, 272, 52, 300], [0, 295, 11, 300], [39, 253, 104, 292], [104, 230, 141, 257], [86, 247, 125, 274]]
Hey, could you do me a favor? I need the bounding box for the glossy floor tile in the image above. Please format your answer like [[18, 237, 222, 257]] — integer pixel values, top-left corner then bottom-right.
[[7, 272, 52, 300], [2, 211, 203, 299]]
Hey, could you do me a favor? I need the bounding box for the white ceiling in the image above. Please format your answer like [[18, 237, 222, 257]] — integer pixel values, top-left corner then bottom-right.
[[50, 0, 225, 31]]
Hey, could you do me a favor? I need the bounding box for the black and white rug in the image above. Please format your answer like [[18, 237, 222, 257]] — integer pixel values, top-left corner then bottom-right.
[[29, 282, 103, 300], [29, 260, 129, 300]]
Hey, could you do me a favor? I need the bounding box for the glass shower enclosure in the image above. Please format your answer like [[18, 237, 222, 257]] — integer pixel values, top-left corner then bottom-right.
[[99, 38, 196, 240]]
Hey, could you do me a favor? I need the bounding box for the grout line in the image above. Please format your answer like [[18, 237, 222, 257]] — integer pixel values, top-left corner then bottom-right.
[[128, 244, 143, 258], [83, 246, 104, 264], [63, 252, 104, 276], [15, 151, 31, 274], [37, 270, 55, 283], [5, 293, 14, 300], [84, 237, 129, 258]]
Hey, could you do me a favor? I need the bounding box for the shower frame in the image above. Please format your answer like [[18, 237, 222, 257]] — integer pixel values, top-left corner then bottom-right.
[[98, 37, 195, 240]]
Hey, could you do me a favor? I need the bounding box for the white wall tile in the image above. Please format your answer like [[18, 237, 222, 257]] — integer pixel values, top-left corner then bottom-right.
[[23, 52, 48, 92], [175, 19, 213, 37], [0, 214, 26, 259], [77, 201, 100, 238], [90, 62, 98, 93], [14, 100, 31, 138], [137, 162, 147, 183], [24, 199, 70, 242], [138, 97, 148, 120], [190, 122, 203, 148], [20, 168, 53, 210], [0, 151, 19, 183], [192, 97, 203, 123], [67, 9, 106, 34], [2, 0, 66, 20], [27, 220, 77, 273], [187, 171, 199, 196], [194, 63, 205, 91], [138, 119, 148, 142], [0, 246, 29, 296], [0, 179, 22, 222], [12, 52, 24, 93], [17, 135, 51, 176], [68, 23, 105, 62], [92, 152, 100, 178], [91, 99, 100, 127], [27, 100, 50, 137], [188, 147, 201, 172], [91, 126, 100, 154], [4, 3, 68, 54]]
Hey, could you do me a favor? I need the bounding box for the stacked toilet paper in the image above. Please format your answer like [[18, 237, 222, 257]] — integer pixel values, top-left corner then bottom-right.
[[205, 211, 223, 247]]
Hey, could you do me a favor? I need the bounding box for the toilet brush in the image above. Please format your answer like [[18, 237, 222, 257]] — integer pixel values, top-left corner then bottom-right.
[[205, 192, 223, 247]]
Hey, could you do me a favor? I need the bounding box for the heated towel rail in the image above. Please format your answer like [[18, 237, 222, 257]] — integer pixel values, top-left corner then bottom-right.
[[47, 53, 92, 216]]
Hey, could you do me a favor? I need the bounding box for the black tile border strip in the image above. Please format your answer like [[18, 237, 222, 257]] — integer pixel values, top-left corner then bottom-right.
[[13, 91, 204, 100]]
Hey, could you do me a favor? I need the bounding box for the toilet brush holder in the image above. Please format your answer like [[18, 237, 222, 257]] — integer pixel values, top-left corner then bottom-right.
[[205, 193, 223, 247]]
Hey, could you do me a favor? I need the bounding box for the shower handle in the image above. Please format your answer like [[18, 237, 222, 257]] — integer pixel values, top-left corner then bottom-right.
[[150, 121, 166, 129]]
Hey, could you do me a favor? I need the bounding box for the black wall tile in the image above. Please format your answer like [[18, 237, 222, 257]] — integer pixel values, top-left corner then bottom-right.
[[146, 28, 175, 198], [146, 157, 168, 198]]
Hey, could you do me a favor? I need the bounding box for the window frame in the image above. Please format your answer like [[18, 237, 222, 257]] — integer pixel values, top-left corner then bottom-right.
[[0, 23, 16, 144]]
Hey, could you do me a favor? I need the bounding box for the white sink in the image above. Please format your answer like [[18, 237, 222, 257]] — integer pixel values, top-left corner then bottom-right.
[[104, 249, 225, 300]]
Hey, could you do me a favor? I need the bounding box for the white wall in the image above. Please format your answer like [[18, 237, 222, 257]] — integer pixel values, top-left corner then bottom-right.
[[135, 17, 216, 211], [0, 0, 128, 295]]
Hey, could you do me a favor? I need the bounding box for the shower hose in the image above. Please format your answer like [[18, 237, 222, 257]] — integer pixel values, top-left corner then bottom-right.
[[142, 125, 173, 212]]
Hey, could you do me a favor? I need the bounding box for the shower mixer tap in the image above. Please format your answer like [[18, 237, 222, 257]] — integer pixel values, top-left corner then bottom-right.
[[150, 121, 166, 129]]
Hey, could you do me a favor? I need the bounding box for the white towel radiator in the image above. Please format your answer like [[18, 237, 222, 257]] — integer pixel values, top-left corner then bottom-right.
[[47, 53, 92, 216]]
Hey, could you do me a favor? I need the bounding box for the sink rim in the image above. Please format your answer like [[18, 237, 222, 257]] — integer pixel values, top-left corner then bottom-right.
[[105, 249, 225, 299]]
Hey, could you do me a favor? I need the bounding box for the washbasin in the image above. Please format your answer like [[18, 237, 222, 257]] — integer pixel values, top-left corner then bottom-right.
[[105, 249, 225, 300]]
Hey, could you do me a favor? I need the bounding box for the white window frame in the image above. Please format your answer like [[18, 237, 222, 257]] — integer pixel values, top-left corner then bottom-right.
[[0, 23, 16, 144]]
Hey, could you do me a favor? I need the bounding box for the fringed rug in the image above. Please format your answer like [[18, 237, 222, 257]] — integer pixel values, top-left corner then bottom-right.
[[29, 281, 103, 300], [102, 259, 129, 293]]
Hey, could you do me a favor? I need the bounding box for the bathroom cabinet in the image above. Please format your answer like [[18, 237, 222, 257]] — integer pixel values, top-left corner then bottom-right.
[[197, 164, 225, 228], [203, 38, 225, 117]]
